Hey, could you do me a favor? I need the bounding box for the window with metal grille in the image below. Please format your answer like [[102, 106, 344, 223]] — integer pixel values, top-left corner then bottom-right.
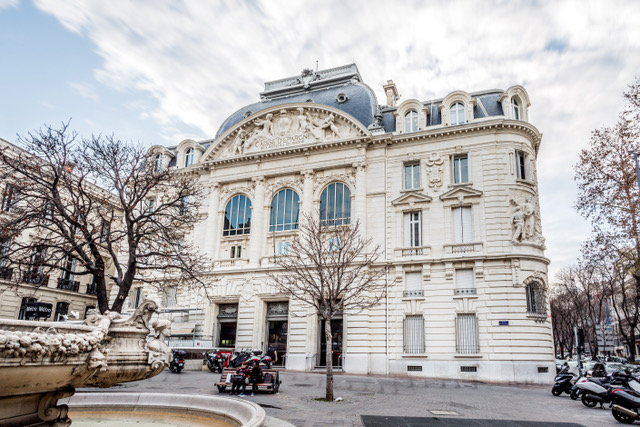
[[526, 282, 546, 315], [455, 269, 475, 295], [538, 367, 549, 373], [460, 366, 477, 373], [164, 286, 177, 307], [456, 313, 479, 354], [404, 315, 425, 354], [407, 365, 423, 372], [405, 272, 423, 297], [452, 207, 473, 243]]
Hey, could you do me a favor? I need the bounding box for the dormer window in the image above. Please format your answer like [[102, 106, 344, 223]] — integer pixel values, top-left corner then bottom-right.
[[154, 153, 163, 172], [512, 98, 520, 120], [450, 103, 465, 126], [404, 110, 418, 133], [184, 148, 194, 167]]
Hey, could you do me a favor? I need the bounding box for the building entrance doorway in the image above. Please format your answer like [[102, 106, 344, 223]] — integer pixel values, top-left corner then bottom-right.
[[265, 301, 288, 366], [318, 318, 343, 367]]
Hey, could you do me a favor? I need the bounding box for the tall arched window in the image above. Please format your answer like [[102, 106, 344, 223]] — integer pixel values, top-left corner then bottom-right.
[[404, 110, 418, 133], [319, 182, 351, 226], [450, 102, 465, 126], [223, 195, 252, 236], [184, 148, 195, 167], [154, 153, 163, 172], [511, 98, 521, 120], [270, 189, 300, 232]]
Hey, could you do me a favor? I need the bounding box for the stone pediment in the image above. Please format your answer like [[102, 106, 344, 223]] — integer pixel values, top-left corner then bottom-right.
[[202, 104, 370, 162], [439, 186, 483, 202], [392, 191, 432, 206]]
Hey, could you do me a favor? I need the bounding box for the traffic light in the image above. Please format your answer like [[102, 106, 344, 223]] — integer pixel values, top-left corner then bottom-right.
[[577, 328, 585, 353]]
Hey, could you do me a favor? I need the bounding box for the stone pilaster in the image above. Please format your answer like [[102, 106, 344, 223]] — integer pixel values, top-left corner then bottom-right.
[[353, 162, 367, 236], [202, 183, 220, 258], [301, 169, 315, 219], [249, 176, 266, 265]]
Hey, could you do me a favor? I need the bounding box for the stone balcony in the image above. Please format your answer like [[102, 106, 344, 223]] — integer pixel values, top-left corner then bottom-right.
[[394, 246, 431, 258], [443, 242, 483, 256]]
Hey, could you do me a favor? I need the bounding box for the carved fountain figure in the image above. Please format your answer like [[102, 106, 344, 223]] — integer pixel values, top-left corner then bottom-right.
[[0, 300, 170, 426]]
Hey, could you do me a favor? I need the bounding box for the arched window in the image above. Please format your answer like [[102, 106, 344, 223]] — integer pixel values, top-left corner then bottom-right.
[[184, 148, 195, 167], [450, 103, 465, 126], [154, 153, 163, 172], [404, 110, 418, 133], [270, 189, 300, 232], [511, 98, 520, 120], [526, 281, 546, 315], [223, 195, 252, 236], [319, 182, 351, 226]]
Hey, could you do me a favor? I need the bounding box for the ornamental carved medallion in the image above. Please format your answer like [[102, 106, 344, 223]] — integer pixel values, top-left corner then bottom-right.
[[425, 153, 444, 190]]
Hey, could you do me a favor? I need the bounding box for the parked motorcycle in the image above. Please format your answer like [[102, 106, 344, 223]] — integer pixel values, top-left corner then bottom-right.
[[252, 349, 272, 369], [228, 348, 272, 368], [578, 371, 640, 408], [204, 351, 229, 373], [552, 366, 576, 396], [169, 349, 187, 373], [610, 386, 640, 424], [228, 349, 252, 368]]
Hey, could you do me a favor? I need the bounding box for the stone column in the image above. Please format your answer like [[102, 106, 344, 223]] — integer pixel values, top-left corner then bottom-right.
[[353, 162, 367, 237], [300, 169, 315, 220], [202, 183, 220, 258], [249, 176, 266, 266]]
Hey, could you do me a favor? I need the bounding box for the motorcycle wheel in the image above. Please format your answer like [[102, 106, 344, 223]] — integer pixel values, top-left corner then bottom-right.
[[207, 364, 216, 373], [612, 407, 636, 424], [169, 365, 177, 373], [176, 367, 182, 373], [581, 393, 598, 408], [551, 385, 562, 396], [570, 389, 580, 400]]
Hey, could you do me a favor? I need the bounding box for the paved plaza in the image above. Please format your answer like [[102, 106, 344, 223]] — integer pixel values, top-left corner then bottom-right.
[[80, 370, 620, 427]]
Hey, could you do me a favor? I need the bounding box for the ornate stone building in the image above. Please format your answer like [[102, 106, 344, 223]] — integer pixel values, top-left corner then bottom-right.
[[142, 64, 553, 383]]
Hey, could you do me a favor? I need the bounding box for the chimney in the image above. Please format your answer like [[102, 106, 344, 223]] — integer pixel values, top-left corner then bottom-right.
[[383, 80, 400, 107]]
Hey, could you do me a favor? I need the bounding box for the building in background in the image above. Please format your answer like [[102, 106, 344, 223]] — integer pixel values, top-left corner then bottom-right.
[[136, 63, 553, 382]]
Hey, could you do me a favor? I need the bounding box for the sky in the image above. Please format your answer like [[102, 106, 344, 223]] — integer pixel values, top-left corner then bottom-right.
[[1, 0, 639, 281]]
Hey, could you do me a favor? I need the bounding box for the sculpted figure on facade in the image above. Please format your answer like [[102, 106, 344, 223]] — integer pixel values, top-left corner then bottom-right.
[[231, 129, 248, 155], [425, 153, 444, 189], [510, 195, 545, 245]]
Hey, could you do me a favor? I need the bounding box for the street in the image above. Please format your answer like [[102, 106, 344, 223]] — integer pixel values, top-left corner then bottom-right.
[[78, 370, 620, 427]]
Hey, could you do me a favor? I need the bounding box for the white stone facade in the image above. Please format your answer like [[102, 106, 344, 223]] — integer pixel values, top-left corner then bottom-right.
[[142, 65, 553, 384]]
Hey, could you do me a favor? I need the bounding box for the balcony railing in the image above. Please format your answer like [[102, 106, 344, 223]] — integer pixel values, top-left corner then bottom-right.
[[395, 246, 431, 258], [22, 272, 49, 286], [403, 290, 424, 298], [444, 242, 483, 255], [57, 277, 80, 292], [86, 283, 97, 295], [0, 266, 13, 280], [455, 288, 477, 296]]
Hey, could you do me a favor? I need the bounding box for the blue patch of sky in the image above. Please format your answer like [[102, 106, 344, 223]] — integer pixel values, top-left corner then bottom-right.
[[0, 1, 174, 147], [544, 39, 567, 54]]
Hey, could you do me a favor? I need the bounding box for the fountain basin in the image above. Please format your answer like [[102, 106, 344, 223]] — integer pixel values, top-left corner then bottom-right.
[[63, 392, 266, 427]]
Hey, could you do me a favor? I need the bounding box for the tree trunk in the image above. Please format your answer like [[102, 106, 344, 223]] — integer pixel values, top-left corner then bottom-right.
[[95, 274, 109, 314], [325, 319, 334, 402]]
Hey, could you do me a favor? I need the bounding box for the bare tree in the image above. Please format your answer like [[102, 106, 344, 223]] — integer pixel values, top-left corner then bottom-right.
[[0, 122, 211, 314], [268, 214, 386, 401], [574, 78, 640, 360]]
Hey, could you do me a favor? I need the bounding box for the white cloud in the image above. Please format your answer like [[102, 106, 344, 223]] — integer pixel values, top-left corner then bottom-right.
[[68, 81, 99, 102], [0, 0, 18, 10], [32, 0, 640, 279]]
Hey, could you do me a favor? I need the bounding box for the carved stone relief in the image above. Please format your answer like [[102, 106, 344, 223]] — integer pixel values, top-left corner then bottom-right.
[[218, 184, 254, 204], [510, 193, 545, 246], [425, 153, 444, 190], [313, 172, 355, 193], [266, 177, 304, 196], [225, 107, 361, 157]]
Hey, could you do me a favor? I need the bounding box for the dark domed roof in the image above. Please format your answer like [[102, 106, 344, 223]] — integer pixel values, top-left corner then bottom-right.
[[216, 64, 378, 138]]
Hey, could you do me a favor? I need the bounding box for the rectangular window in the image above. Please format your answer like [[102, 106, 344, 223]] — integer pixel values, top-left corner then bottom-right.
[[277, 241, 290, 255], [230, 245, 242, 259], [0, 238, 10, 268], [147, 198, 156, 213], [1, 185, 16, 212], [164, 286, 177, 307], [456, 313, 479, 354], [328, 237, 342, 252], [179, 195, 189, 215], [515, 151, 527, 180], [452, 155, 469, 184], [403, 163, 420, 189], [130, 287, 143, 309], [404, 212, 422, 247], [455, 268, 475, 295], [54, 301, 69, 321], [404, 315, 425, 354], [405, 272, 423, 297], [452, 206, 473, 243]]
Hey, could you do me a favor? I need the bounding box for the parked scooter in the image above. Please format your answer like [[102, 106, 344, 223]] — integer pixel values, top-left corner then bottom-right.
[[578, 371, 640, 408], [252, 349, 272, 369], [169, 349, 186, 373], [204, 351, 229, 373], [228, 349, 252, 368], [552, 366, 576, 396], [609, 385, 640, 424]]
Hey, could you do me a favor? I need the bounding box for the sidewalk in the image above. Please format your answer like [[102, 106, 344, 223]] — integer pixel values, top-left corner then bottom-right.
[[80, 370, 618, 427]]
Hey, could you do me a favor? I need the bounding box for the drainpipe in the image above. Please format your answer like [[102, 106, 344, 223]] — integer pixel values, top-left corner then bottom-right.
[[385, 144, 390, 375]]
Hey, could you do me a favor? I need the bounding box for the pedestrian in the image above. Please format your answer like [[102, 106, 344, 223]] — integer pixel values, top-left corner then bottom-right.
[[266, 345, 278, 365], [230, 361, 250, 396], [249, 360, 263, 396]]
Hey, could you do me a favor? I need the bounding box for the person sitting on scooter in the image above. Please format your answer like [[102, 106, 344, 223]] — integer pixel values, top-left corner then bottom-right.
[[230, 361, 250, 396], [249, 360, 263, 396]]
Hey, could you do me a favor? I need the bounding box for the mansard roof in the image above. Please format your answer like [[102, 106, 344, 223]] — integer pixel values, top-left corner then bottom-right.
[[215, 64, 378, 138]]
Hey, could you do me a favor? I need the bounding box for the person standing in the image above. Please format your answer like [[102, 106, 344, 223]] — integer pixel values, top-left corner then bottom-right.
[[266, 345, 278, 366], [249, 360, 263, 396]]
